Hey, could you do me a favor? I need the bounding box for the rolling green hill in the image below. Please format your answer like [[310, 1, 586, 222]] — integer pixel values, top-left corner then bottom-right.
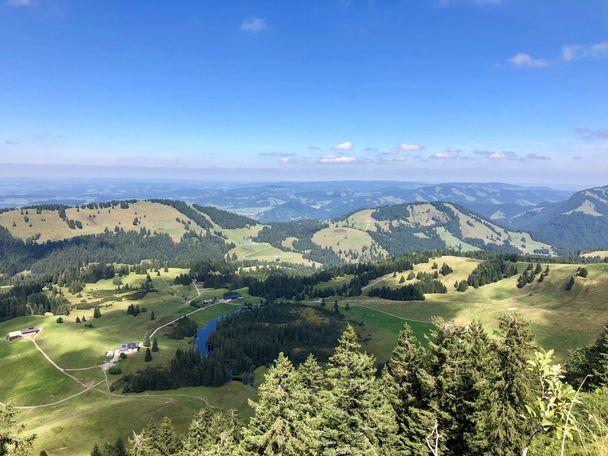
[[502, 185, 608, 253]]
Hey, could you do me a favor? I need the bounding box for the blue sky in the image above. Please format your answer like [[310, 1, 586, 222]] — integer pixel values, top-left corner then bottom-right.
[[0, 0, 607, 186]]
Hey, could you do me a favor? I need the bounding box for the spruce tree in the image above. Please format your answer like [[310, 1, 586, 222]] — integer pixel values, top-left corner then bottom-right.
[[90, 443, 103, 456], [473, 314, 536, 456], [152, 336, 159, 352], [241, 352, 320, 455], [144, 348, 152, 362], [565, 275, 575, 290], [181, 407, 214, 454], [591, 324, 608, 388], [384, 324, 435, 454], [426, 321, 493, 455], [321, 325, 398, 455]]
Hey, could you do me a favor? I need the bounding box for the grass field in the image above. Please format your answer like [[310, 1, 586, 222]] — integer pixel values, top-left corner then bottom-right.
[[0, 201, 207, 243], [581, 250, 608, 259], [220, 225, 320, 266], [366, 255, 482, 294], [343, 305, 435, 364], [312, 226, 386, 262], [0, 270, 262, 456], [353, 259, 608, 358]]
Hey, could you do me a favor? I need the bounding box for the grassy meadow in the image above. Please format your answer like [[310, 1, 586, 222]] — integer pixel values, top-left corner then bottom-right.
[[0, 201, 207, 243]]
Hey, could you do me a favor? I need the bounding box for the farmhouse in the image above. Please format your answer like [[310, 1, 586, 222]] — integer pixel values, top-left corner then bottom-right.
[[119, 342, 140, 353], [5, 327, 40, 341], [218, 292, 244, 303]]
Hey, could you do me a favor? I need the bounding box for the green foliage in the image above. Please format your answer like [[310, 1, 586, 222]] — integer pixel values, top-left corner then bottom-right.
[[193, 204, 257, 229], [321, 325, 398, 454], [565, 275, 576, 291], [566, 324, 608, 391], [0, 405, 36, 456], [467, 256, 518, 288], [241, 353, 320, 454]]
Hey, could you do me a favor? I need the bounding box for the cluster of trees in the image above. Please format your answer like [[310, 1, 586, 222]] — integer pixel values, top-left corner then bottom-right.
[[192, 204, 257, 229], [566, 324, 608, 390], [165, 317, 198, 340], [467, 256, 518, 288], [0, 228, 229, 278], [114, 304, 345, 392], [93, 315, 608, 456], [516, 263, 549, 288], [126, 304, 143, 316], [368, 284, 426, 301], [0, 281, 70, 321]]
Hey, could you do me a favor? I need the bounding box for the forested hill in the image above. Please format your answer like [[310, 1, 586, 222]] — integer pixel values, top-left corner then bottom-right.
[[0, 199, 558, 278], [492, 185, 608, 253]]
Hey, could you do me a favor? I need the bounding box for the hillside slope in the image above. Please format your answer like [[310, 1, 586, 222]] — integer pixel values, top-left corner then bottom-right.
[[337, 202, 554, 256], [503, 185, 608, 253]]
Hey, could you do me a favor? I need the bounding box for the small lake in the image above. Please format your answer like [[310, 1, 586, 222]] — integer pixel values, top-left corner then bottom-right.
[[194, 309, 241, 356]]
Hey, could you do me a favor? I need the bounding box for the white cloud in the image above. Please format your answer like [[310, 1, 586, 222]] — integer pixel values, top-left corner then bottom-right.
[[474, 150, 519, 160], [399, 143, 425, 152], [331, 141, 353, 151], [259, 152, 295, 158], [562, 42, 608, 61], [6, 0, 31, 5], [431, 152, 451, 159], [241, 17, 267, 33], [508, 53, 549, 68], [307, 145, 321, 151], [318, 155, 357, 164]]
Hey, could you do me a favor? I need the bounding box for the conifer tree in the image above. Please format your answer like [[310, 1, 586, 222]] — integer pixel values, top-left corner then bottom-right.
[[473, 314, 536, 455], [321, 325, 398, 455], [180, 407, 214, 454], [426, 321, 493, 455], [144, 348, 152, 362], [0, 405, 36, 456], [152, 337, 159, 352], [90, 443, 103, 456], [565, 275, 575, 290], [384, 324, 435, 454], [241, 353, 320, 455]]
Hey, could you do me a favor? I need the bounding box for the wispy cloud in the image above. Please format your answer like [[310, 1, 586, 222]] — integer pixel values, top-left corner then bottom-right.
[[4, 140, 19, 145], [259, 152, 295, 158], [474, 150, 519, 160], [331, 141, 353, 151], [399, 143, 425, 152], [241, 17, 267, 33], [525, 153, 550, 161], [318, 155, 357, 164], [429, 148, 464, 160], [575, 127, 608, 139], [6, 0, 32, 6], [562, 42, 608, 61], [307, 145, 321, 151], [508, 53, 549, 68]]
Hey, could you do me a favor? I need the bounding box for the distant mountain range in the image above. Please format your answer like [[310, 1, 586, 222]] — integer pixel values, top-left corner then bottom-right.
[[0, 179, 574, 222], [480, 186, 608, 253], [2, 182, 606, 264]]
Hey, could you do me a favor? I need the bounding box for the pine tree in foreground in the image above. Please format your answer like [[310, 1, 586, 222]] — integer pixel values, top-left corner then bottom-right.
[[321, 325, 398, 455], [241, 352, 320, 455], [473, 313, 537, 456], [383, 324, 435, 455]]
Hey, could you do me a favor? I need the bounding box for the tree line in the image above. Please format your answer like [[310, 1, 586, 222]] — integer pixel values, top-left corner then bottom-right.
[[83, 315, 608, 456]]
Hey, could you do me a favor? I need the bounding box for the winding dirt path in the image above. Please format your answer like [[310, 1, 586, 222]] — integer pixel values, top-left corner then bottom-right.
[[352, 305, 433, 325]]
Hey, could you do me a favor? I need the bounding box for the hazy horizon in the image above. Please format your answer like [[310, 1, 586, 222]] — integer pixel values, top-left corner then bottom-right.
[[1, 0, 607, 185]]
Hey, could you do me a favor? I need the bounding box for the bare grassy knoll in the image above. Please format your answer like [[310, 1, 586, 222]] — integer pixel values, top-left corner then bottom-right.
[[0, 201, 207, 242]]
